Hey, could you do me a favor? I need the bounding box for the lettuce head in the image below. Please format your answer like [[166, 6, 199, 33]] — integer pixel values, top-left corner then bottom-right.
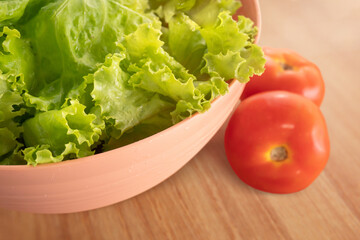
[[0, 0, 265, 165]]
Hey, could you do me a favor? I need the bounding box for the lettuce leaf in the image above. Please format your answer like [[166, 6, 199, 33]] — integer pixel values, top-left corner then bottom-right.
[[200, 13, 265, 82], [167, 13, 206, 74], [22, 100, 104, 165], [88, 53, 174, 139], [0, 0, 30, 26], [18, 0, 160, 111], [0, 27, 28, 164], [0, 91, 25, 164], [151, 0, 241, 26], [0, 27, 35, 91]]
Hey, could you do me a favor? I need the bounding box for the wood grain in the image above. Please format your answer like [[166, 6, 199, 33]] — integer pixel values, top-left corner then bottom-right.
[[1, 0, 360, 239]]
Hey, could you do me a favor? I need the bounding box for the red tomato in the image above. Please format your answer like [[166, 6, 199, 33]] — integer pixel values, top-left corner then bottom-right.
[[241, 47, 325, 106], [225, 91, 330, 193]]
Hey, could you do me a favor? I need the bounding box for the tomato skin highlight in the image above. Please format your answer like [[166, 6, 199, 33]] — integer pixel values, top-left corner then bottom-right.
[[225, 91, 330, 194], [241, 47, 325, 106]]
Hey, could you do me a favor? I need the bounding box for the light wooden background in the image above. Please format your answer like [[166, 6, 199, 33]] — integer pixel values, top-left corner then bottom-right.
[[1, 0, 360, 239]]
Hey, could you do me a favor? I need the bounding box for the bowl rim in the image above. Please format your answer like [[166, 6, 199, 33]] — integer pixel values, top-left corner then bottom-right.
[[0, 0, 261, 170]]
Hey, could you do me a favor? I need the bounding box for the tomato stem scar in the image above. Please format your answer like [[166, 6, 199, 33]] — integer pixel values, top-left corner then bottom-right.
[[270, 146, 288, 161], [280, 62, 293, 71]]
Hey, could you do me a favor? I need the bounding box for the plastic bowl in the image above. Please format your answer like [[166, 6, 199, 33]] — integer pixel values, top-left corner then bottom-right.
[[0, 0, 261, 214]]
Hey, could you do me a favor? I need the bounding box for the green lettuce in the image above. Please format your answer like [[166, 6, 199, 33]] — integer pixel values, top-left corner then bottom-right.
[[88, 53, 174, 139], [0, 0, 30, 26], [0, 90, 25, 165], [22, 100, 104, 165], [0, 0, 264, 165]]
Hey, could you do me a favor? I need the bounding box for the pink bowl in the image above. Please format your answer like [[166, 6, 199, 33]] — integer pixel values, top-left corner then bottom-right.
[[0, 0, 261, 214]]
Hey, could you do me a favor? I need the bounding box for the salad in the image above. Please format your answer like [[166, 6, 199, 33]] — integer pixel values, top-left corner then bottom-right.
[[0, 0, 265, 165]]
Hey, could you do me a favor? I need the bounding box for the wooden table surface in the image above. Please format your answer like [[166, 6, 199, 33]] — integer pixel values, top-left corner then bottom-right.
[[1, 1, 360, 239]]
